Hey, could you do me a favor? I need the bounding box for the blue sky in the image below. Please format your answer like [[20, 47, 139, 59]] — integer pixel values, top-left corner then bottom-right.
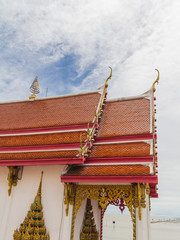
[[0, 0, 180, 218]]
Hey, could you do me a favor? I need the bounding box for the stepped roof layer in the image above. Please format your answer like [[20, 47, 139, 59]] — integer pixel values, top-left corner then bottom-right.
[[61, 88, 158, 197], [0, 89, 104, 165]]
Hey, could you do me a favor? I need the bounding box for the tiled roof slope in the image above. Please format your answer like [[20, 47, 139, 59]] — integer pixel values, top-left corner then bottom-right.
[[88, 142, 150, 158], [0, 92, 101, 130], [0, 150, 79, 160], [0, 131, 87, 147], [97, 98, 151, 138], [63, 165, 150, 176]]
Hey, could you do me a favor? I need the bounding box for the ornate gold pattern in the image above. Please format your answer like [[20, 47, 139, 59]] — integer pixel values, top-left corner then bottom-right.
[[64, 183, 76, 216], [152, 69, 159, 173], [152, 69, 159, 93], [105, 66, 112, 88], [93, 67, 112, 124], [13, 172, 50, 240], [74, 185, 133, 219], [70, 202, 76, 240], [134, 184, 146, 220], [132, 204, 136, 240], [7, 166, 23, 196], [78, 67, 112, 157], [66, 184, 148, 240]]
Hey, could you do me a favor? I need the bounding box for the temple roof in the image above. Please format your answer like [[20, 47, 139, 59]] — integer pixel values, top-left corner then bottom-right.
[[0, 73, 158, 197]]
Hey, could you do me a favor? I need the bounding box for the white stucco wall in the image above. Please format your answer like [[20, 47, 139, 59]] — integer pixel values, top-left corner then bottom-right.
[[0, 165, 72, 240]]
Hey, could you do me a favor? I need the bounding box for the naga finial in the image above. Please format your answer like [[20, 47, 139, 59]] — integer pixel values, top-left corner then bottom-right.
[[152, 69, 159, 93], [105, 66, 112, 88]]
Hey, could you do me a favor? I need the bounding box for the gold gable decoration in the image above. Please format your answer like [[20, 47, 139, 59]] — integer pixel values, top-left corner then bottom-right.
[[13, 172, 50, 240], [67, 184, 148, 240]]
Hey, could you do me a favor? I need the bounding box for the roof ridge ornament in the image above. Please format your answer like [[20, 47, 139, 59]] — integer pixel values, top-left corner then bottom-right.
[[77, 67, 112, 158], [105, 66, 112, 88], [152, 69, 159, 93], [29, 76, 40, 99]]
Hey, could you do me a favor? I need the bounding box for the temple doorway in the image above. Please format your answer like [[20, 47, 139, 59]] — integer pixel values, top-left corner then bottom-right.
[[102, 199, 133, 240]]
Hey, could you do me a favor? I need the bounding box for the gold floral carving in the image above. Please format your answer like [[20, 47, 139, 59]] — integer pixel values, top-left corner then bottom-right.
[[74, 185, 134, 219]]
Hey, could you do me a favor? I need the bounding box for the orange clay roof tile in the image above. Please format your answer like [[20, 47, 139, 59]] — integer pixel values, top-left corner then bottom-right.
[[88, 142, 150, 158], [0, 150, 79, 160], [0, 131, 87, 147], [63, 164, 150, 176], [0, 92, 101, 130], [98, 98, 150, 137]]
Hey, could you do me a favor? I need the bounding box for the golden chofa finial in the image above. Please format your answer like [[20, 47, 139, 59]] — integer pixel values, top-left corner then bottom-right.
[[105, 66, 112, 88], [29, 76, 40, 99], [152, 69, 160, 93]]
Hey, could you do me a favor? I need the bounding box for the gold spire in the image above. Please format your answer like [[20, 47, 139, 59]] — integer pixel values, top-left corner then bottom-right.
[[31, 171, 43, 210], [80, 198, 99, 240], [29, 76, 40, 99], [152, 69, 160, 92], [13, 171, 50, 240], [105, 66, 112, 88]]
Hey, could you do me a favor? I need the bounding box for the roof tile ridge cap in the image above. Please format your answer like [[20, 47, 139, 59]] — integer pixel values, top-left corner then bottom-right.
[[76, 67, 112, 160], [0, 89, 101, 105]]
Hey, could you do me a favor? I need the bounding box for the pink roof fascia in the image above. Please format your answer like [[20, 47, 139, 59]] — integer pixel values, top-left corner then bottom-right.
[[94, 134, 154, 144], [0, 142, 92, 152], [0, 123, 95, 136], [84, 156, 154, 164], [0, 157, 85, 166], [61, 175, 158, 184]]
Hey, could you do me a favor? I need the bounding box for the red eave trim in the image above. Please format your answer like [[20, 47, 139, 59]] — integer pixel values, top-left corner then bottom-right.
[[150, 193, 158, 198], [84, 156, 153, 164], [94, 134, 153, 144], [61, 175, 158, 184], [0, 142, 92, 152], [0, 124, 94, 136], [0, 157, 85, 166]]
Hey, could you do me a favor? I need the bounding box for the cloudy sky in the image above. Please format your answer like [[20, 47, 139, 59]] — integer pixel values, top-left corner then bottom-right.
[[0, 0, 180, 218]]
